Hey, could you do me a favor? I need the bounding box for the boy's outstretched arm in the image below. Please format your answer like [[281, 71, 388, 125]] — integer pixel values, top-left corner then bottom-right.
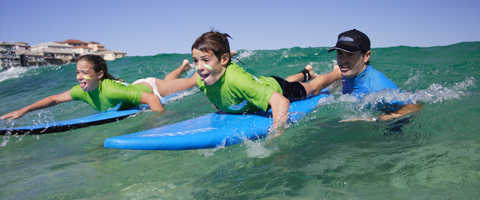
[[268, 92, 290, 137]]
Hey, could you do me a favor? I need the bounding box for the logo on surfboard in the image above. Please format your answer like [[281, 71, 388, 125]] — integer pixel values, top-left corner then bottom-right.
[[137, 127, 218, 137]]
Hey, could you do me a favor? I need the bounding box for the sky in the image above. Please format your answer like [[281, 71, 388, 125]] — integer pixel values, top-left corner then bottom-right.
[[1, 0, 479, 56]]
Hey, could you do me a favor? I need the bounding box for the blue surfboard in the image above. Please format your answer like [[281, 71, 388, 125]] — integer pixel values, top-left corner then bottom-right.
[[0, 107, 146, 135], [104, 93, 329, 150], [0, 86, 194, 135]]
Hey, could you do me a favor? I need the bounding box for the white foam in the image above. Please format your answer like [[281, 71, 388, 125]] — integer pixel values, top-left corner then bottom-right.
[[405, 68, 423, 85], [238, 50, 255, 60], [0, 66, 34, 83], [243, 135, 278, 158], [163, 87, 200, 105], [330, 77, 476, 121], [358, 77, 474, 106], [199, 130, 280, 158], [200, 143, 226, 157]]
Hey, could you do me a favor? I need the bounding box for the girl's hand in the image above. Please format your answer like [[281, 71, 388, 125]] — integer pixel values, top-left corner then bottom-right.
[[1, 109, 27, 120]]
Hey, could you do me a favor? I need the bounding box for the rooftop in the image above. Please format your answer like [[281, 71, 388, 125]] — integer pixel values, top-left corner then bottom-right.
[[33, 42, 72, 48], [73, 46, 92, 49], [61, 39, 88, 44], [34, 47, 74, 54]]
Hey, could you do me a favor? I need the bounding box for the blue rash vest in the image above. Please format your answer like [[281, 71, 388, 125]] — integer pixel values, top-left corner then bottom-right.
[[342, 65, 399, 95], [342, 65, 405, 111]]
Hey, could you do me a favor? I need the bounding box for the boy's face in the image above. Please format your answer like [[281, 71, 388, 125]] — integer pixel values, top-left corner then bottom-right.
[[192, 49, 228, 85]]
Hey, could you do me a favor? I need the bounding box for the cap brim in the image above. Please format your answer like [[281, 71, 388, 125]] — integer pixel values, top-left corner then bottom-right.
[[327, 47, 357, 53]]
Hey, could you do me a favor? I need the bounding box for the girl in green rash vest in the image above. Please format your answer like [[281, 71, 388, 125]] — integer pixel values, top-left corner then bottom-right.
[[0, 55, 198, 120]]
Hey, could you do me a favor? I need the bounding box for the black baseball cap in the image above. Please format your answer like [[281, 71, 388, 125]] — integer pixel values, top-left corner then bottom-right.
[[328, 29, 370, 53]]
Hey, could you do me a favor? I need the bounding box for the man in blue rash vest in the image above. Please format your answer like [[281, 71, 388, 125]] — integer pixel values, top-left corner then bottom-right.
[[331, 29, 423, 122], [328, 29, 398, 95], [292, 29, 423, 122]]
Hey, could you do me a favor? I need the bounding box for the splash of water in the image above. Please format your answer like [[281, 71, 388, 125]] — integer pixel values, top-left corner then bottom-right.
[[238, 50, 255, 60], [0, 66, 33, 82], [402, 76, 475, 103], [331, 76, 476, 120], [405, 68, 423, 85], [163, 87, 200, 105], [200, 129, 280, 158], [244, 138, 277, 158], [1, 109, 56, 146]]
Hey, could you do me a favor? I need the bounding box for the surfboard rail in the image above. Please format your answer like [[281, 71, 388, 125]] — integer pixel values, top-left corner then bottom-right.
[[0, 107, 145, 135], [104, 93, 330, 150]]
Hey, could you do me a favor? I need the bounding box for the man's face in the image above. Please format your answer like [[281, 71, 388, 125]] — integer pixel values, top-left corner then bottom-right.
[[336, 50, 370, 79]]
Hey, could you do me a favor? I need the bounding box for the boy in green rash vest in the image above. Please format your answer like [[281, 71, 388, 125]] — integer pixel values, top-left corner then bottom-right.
[[192, 30, 341, 138], [1, 55, 198, 120]]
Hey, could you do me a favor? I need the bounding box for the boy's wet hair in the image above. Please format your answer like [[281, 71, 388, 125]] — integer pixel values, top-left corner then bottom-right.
[[192, 29, 232, 63]]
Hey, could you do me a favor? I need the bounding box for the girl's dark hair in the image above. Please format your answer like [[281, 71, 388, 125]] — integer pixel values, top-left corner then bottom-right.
[[192, 29, 232, 63], [78, 54, 122, 81]]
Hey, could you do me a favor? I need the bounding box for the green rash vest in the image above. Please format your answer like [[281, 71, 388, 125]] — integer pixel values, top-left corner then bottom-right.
[[197, 62, 282, 114], [70, 79, 151, 111]]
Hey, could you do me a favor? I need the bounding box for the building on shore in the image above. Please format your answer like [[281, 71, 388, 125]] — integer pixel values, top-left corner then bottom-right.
[[72, 46, 94, 63], [87, 41, 106, 52], [31, 42, 76, 65], [19, 51, 46, 66], [15, 42, 31, 51], [94, 50, 127, 61], [0, 39, 127, 68], [0, 41, 21, 69], [59, 39, 127, 61], [15, 42, 46, 67], [59, 39, 88, 47]]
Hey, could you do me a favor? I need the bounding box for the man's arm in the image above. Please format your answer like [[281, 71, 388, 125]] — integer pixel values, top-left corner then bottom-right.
[[340, 103, 424, 122], [377, 103, 423, 121]]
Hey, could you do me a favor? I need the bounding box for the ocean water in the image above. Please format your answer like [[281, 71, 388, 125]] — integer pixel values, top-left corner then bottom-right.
[[1, 42, 479, 199]]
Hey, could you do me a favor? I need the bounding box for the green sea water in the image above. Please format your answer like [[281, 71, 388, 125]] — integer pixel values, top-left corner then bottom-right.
[[1, 42, 479, 199]]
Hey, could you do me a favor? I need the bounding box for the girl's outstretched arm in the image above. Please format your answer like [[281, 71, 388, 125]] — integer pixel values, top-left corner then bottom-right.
[[155, 73, 199, 97], [1, 90, 73, 120]]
